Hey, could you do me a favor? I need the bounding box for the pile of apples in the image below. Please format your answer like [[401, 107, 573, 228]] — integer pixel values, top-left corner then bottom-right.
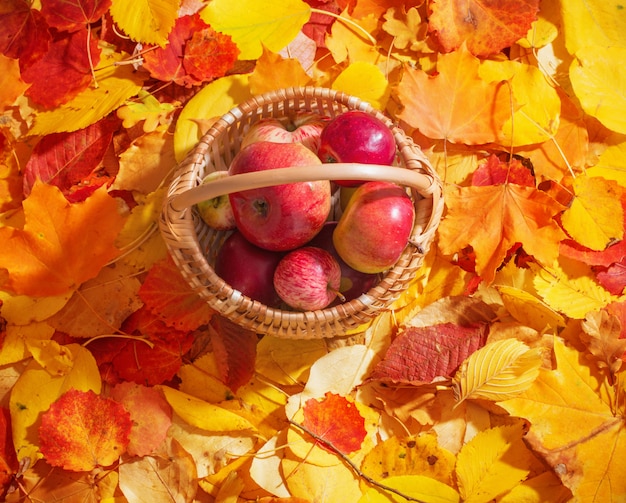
[[196, 110, 415, 312]]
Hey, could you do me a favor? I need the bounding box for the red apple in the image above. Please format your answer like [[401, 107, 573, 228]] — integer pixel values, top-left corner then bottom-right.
[[273, 246, 341, 311], [240, 112, 328, 153], [214, 230, 284, 307], [308, 221, 379, 302], [317, 110, 396, 187], [196, 171, 236, 230], [228, 141, 331, 251], [333, 181, 414, 274]]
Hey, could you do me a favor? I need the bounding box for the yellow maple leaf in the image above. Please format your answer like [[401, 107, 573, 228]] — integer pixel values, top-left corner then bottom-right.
[[560, 174, 624, 251], [201, 0, 311, 60], [499, 337, 626, 502], [456, 423, 536, 503], [479, 59, 560, 147], [325, 10, 380, 65], [438, 184, 566, 284], [570, 46, 626, 135], [249, 46, 312, 96], [0, 183, 125, 297], [109, 0, 179, 47], [382, 6, 429, 53]]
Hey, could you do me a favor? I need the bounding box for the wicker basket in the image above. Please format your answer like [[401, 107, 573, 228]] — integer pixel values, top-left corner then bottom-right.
[[159, 87, 443, 339]]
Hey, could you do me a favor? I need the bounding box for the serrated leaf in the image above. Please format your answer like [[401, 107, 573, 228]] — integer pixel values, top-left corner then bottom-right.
[[560, 175, 624, 251], [456, 424, 535, 503], [453, 339, 542, 404], [109, 0, 179, 47], [533, 262, 618, 319], [200, 0, 311, 60], [29, 48, 145, 136]]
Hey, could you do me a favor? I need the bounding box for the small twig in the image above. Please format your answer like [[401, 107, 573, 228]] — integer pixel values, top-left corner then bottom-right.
[[288, 418, 429, 503]]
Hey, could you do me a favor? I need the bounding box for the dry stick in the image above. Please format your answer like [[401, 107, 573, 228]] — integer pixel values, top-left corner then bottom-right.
[[309, 8, 377, 45], [287, 418, 429, 503]]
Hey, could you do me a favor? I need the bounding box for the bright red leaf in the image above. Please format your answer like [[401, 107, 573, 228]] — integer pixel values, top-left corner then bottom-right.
[[23, 115, 119, 198], [302, 392, 366, 454], [428, 0, 540, 57], [0, 408, 18, 499], [369, 323, 489, 385], [142, 13, 239, 87], [471, 153, 535, 187], [138, 255, 214, 332], [22, 27, 101, 109], [0, 0, 51, 72], [39, 389, 132, 472], [90, 307, 195, 386], [302, 0, 342, 48], [40, 0, 112, 32]]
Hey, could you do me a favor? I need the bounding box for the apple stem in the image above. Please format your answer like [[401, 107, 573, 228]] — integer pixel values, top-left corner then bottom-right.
[[330, 287, 346, 303]]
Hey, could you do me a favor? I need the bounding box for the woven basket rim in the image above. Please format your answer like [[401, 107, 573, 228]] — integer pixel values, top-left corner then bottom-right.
[[159, 86, 444, 339]]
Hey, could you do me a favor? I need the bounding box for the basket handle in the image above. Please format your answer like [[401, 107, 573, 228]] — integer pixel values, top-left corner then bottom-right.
[[168, 163, 439, 212]]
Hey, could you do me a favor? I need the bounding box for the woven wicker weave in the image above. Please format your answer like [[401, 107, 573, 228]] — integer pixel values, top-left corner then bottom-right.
[[159, 86, 443, 339]]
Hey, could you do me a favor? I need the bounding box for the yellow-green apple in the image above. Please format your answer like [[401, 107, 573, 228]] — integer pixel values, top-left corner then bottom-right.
[[240, 112, 328, 153], [333, 181, 414, 274], [228, 141, 331, 251], [308, 221, 378, 302], [196, 171, 236, 230], [318, 110, 396, 187], [214, 230, 284, 307], [273, 246, 341, 311]]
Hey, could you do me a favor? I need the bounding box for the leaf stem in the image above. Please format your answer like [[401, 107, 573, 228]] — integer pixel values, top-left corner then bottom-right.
[[288, 418, 429, 503], [309, 7, 377, 45]]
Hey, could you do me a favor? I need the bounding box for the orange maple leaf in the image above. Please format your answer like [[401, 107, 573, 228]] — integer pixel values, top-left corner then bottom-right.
[[438, 183, 566, 284], [428, 0, 540, 57], [302, 392, 366, 455], [39, 389, 132, 472], [0, 182, 125, 296], [397, 44, 514, 144]]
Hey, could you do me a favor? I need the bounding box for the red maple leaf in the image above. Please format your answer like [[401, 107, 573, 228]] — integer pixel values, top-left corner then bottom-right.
[[471, 153, 535, 187], [22, 27, 101, 109], [23, 115, 119, 199], [0, 0, 51, 72], [138, 255, 214, 332], [302, 392, 366, 454], [40, 0, 112, 32], [39, 389, 132, 472], [142, 13, 239, 87], [369, 323, 489, 385]]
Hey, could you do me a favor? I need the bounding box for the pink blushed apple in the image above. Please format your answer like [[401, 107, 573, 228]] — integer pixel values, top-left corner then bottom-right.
[[214, 230, 284, 307], [273, 246, 342, 311], [228, 142, 331, 251], [333, 181, 415, 274], [318, 110, 396, 187], [240, 112, 328, 153], [308, 221, 379, 303]]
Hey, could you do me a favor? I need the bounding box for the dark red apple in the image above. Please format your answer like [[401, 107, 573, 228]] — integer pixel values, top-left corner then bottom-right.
[[214, 230, 284, 307], [333, 181, 415, 274], [273, 246, 341, 311], [308, 222, 379, 303], [317, 110, 396, 187], [228, 142, 331, 251]]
